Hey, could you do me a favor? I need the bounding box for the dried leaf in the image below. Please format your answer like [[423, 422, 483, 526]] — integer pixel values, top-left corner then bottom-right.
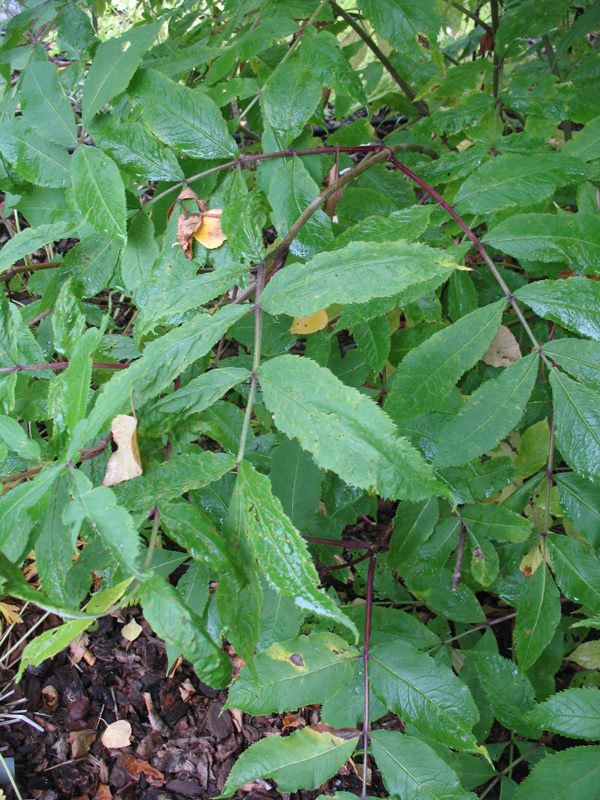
[[121, 753, 164, 782], [174, 187, 207, 258], [0, 602, 23, 625], [290, 310, 328, 334], [121, 617, 143, 642], [178, 678, 196, 702], [69, 729, 97, 759], [101, 719, 132, 749], [102, 415, 143, 487], [41, 685, 59, 711], [93, 785, 112, 800], [70, 633, 95, 666], [193, 208, 227, 249], [323, 161, 343, 221], [482, 325, 522, 367]]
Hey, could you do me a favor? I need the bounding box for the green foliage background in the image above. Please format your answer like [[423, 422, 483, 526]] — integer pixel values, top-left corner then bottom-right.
[[2, 0, 600, 796]]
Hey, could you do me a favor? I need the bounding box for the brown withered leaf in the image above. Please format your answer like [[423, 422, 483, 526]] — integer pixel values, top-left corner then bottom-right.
[[121, 753, 164, 782], [482, 325, 522, 368], [323, 161, 343, 221], [41, 685, 59, 711], [93, 785, 112, 800], [69, 729, 97, 759], [193, 208, 226, 249], [102, 415, 143, 487], [175, 187, 207, 259]]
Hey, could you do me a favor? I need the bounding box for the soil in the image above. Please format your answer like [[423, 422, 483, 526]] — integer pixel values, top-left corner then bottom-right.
[[1, 606, 370, 800]]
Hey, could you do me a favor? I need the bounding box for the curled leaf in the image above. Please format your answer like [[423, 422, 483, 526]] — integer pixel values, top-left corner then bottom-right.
[[102, 415, 143, 487]]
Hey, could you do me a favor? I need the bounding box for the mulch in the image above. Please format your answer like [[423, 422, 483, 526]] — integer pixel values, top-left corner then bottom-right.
[[0, 606, 370, 800]]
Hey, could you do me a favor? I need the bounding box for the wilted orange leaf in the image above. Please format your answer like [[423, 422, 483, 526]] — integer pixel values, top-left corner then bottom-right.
[[102, 415, 142, 487], [193, 208, 226, 249], [290, 310, 328, 334]]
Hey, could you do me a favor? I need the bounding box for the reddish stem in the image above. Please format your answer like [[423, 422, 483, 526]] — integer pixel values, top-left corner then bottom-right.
[[0, 361, 129, 375]]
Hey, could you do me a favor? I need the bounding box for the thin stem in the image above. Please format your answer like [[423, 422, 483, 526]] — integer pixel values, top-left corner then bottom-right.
[[144, 508, 161, 571], [451, 523, 467, 591], [479, 742, 543, 800], [1, 611, 50, 662], [491, 0, 504, 143], [361, 552, 376, 800], [305, 537, 371, 550], [386, 152, 545, 356], [330, 1, 428, 116], [0, 751, 23, 800], [0, 261, 61, 283], [543, 409, 556, 536], [427, 610, 518, 652], [236, 262, 266, 464], [238, 0, 329, 123], [448, 0, 493, 35], [329, 551, 373, 571], [0, 361, 129, 375]]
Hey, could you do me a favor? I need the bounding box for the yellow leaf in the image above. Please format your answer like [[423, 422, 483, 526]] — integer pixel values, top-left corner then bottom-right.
[[121, 617, 143, 642], [290, 310, 328, 334], [102, 415, 142, 487], [520, 539, 552, 578], [193, 208, 227, 249], [0, 601, 23, 625]]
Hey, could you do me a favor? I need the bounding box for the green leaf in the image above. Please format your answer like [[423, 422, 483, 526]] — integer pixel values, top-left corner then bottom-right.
[[514, 564, 561, 671], [258, 355, 445, 501], [321, 661, 387, 728], [141, 574, 232, 689], [404, 569, 485, 623], [466, 651, 538, 737], [20, 60, 77, 147], [261, 240, 457, 317], [544, 339, 600, 393], [82, 23, 160, 122], [71, 145, 126, 242], [512, 746, 600, 800], [371, 730, 474, 800], [177, 561, 210, 618], [369, 640, 482, 753], [136, 262, 246, 335], [385, 301, 504, 421], [66, 304, 249, 457], [0, 119, 71, 188], [0, 414, 40, 460], [550, 369, 600, 481], [63, 470, 144, 578], [527, 688, 600, 739], [57, 234, 121, 297], [564, 114, 600, 162], [555, 472, 600, 550], [217, 568, 262, 669], [130, 68, 238, 159], [270, 435, 323, 530], [257, 583, 303, 653], [220, 724, 359, 796], [221, 191, 268, 264], [261, 61, 322, 147], [454, 154, 588, 214], [332, 206, 432, 251], [234, 462, 358, 640], [121, 210, 159, 308], [518, 278, 600, 339], [267, 158, 333, 260], [434, 354, 539, 468], [143, 367, 250, 437], [548, 533, 600, 614], [388, 498, 439, 569], [357, 0, 441, 62], [88, 115, 184, 182], [459, 504, 533, 543], [300, 30, 367, 106], [160, 501, 240, 574], [226, 632, 357, 714], [354, 315, 391, 373], [468, 531, 499, 587], [485, 215, 600, 274], [48, 327, 99, 437], [35, 475, 76, 609], [113, 452, 236, 516]]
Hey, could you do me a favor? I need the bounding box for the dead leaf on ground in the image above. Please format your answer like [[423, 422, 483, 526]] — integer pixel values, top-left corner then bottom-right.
[[70, 633, 95, 666], [482, 325, 522, 367], [102, 415, 143, 487], [93, 785, 112, 800], [41, 685, 59, 712], [178, 678, 196, 702], [193, 208, 226, 249], [121, 617, 143, 642], [121, 753, 164, 782], [290, 310, 328, 334], [69, 729, 97, 759], [0, 602, 23, 625], [101, 719, 132, 749]]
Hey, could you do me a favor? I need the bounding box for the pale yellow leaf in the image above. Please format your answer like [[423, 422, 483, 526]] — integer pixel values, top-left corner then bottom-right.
[[101, 719, 132, 749], [568, 641, 600, 669], [121, 617, 143, 642], [482, 325, 522, 367], [290, 310, 328, 334], [102, 415, 143, 487]]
